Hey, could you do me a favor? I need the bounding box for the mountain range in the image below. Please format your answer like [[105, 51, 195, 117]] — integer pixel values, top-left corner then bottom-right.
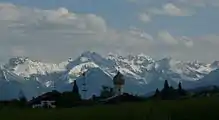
[[0, 51, 219, 100]]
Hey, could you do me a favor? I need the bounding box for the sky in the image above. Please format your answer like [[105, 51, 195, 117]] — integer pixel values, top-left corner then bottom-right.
[[0, 0, 219, 63]]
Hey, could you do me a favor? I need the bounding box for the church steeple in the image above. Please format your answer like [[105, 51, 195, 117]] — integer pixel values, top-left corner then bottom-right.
[[113, 71, 125, 96], [72, 80, 79, 93]]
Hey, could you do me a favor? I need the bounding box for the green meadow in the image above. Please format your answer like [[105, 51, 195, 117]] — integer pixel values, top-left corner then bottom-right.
[[1, 97, 219, 120]]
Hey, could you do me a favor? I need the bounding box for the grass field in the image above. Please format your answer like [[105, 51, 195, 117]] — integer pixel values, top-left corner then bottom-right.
[[1, 97, 219, 120]]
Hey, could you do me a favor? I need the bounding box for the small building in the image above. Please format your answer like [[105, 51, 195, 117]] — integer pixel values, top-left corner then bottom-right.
[[28, 80, 81, 108], [28, 90, 61, 108], [113, 72, 125, 95], [32, 100, 56, 108]]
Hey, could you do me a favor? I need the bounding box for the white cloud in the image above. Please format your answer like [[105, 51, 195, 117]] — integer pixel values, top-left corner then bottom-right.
[[0, 3, 156, 62], [0, 2, 218, 63], [0, 3, 21, 21], [180, 36, 194, 47], [158, 31, 178, 45], [157, 31, 194, 48], [149, 3, 195, 16], [0, 4, 107, 34], [177, 0, 219, 7], [129, 27, 153, 41], [127, 0, 219, 7], [139, 13, 151, 23]]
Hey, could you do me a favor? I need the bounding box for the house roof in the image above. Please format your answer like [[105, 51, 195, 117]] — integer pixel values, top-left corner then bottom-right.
[[28, 90, 61, 105]]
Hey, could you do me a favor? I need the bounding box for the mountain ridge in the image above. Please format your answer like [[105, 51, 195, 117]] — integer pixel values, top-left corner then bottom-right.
[[0, 51, 219, 100]]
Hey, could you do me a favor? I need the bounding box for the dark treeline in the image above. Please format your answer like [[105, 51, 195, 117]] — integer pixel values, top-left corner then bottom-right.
[[1, 79, 219, 109], [152, 80, 187, 100]]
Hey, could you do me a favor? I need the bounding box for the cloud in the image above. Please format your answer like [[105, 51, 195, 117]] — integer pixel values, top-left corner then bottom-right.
[[177, 0, 219, 7], [127, 0, 219, 7], [0, 3, 157, 62], [0, 3, 108, 61], [157, 31, 194, 48], [176, 34, 219, 61], [129, 27, 153, 41], [0, 3, 107, 34], [139, 13, 151, 23], [148, 3, 195, 16], [0, 2, 218, 63], [179, 36, 194, 47], [158, 31, 178, 45]]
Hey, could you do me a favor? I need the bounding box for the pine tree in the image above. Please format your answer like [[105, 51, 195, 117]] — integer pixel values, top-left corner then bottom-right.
[[161, 80, 171, 99], [72, 80, 79, 93], [155, 88, 160, 95], [100, 86, 114, 98], [154, 88, 160, 98], [164, 80, 169, 90], [178, 82, 186, 96], [72, 80, 81, 101], [92, 94, 97, 101], [100, 86, 109, 98], [178, 82, 182, 91]]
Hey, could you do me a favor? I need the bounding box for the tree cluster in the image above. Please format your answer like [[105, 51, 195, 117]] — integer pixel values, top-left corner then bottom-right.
[[99, 85, 114, 99], [153, 80, 187, 100]]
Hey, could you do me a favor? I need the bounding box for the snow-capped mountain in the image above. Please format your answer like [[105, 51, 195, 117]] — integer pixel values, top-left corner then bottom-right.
[[0, 51, 219, 100]]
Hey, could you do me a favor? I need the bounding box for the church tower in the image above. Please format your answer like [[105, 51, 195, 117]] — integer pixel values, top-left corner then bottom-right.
[[113, 71, 125, 96]]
